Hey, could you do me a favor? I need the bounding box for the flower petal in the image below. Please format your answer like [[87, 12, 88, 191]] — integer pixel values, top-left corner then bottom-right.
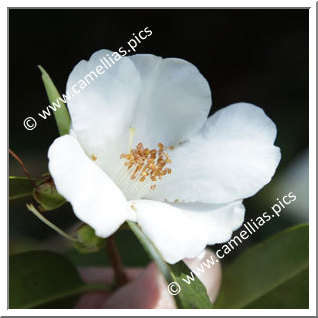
[[66, 50, 211, 180], [129, 54, 212, 148], [48, 135, 135, 237], [147, 103, 281, 204], [66, 49, 141, 180], [131, 199, 245, 264]]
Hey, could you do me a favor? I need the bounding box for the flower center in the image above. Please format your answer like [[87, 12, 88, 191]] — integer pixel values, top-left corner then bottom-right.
[[121, 142, 172, 184], [115, 141, 172, 200]]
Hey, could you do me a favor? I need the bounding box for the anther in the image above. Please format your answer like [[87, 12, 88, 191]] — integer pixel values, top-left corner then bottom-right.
[[120, 142, 172, 190]]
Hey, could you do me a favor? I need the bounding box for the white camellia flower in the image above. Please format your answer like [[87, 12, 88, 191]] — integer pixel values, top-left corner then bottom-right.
[[48, 50, 281, 264]]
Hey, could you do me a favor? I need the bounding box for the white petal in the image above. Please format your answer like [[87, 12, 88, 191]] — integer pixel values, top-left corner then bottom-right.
[[66, 49, 141, 180], [66, 51, 211, 180], [48, 135, 135, 237], [147, 103, 281, 204], [132, 199, 245, 264], [129, 54, 212, 148]]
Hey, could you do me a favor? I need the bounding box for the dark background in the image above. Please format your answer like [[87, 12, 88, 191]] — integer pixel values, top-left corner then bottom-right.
[[9, 9, 309, 266]]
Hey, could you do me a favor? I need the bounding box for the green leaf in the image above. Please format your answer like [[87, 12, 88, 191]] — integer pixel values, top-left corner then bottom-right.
[[9, 250, 110, 309], [245, 268, 308, 309], [74, 224, 106, 253], [9, 176, 34, 200], [10, 173, 66, 210], [38, 65, 71, 135], [127, 221, 212, 309], [214, 224, 309, 309]]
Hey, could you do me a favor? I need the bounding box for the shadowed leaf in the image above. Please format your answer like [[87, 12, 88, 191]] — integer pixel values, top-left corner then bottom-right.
[[214, 224, 309, 309], [9, 250, 110, 308], [9, 176, 34, 200]]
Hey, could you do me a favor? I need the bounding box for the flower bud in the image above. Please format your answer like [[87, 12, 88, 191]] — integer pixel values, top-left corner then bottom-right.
[[74, 224, 106, 253], [33, 176, 65, 211]]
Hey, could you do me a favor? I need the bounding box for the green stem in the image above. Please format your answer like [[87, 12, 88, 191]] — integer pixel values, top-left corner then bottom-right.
[[26, 203, 79, 242]]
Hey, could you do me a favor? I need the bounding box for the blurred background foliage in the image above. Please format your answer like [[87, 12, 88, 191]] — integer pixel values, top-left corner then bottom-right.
[[9, 9, 308, 267]]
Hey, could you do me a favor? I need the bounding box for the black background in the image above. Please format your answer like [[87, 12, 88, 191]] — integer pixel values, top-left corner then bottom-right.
[[9, 9, 309, 265]]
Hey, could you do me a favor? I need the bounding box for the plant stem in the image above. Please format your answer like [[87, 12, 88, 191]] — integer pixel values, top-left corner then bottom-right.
[[26, 203, 79, 242], [9, 148, 36, 186], [105, 234, 128, 287]]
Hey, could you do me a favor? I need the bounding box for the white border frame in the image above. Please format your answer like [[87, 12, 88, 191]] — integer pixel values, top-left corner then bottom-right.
[[3, 0, 316, 316]]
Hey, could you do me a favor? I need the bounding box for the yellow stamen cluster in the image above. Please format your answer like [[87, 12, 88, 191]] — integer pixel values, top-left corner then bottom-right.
[[120, 142, 172, 189]]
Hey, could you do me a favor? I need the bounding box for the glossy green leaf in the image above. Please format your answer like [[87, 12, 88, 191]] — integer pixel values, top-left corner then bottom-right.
[[245, 268, 308, 309], [38, 65, 71, 135], [127, 221, 212, 309], [9, 176, 34, 200], [9, 250, 110, 309], [74, 224, 106, 253], [214, 224, 309, 309]]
